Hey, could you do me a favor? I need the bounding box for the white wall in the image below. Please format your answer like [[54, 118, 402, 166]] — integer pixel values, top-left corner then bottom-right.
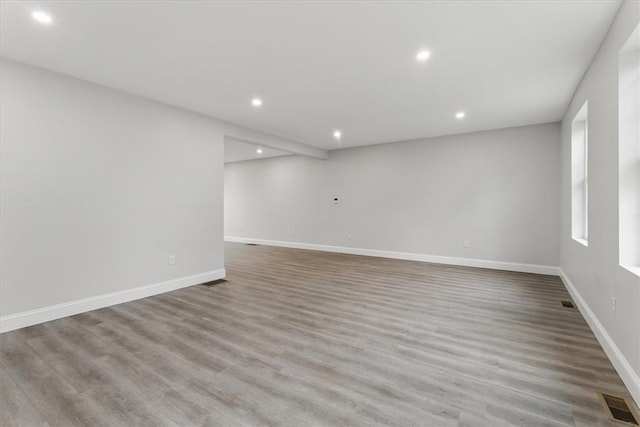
[[559, 0, 640, 405], [225, 122, 561, 271], [0, 58, 229, 330]]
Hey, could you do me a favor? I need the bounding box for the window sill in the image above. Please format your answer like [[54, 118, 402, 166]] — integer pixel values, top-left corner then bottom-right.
[[620, 265, 640, 277], [573, 238, 589, 247]]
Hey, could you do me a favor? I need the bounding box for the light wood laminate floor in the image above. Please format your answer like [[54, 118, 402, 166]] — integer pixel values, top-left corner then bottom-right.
[[1, 242, 636, 426]]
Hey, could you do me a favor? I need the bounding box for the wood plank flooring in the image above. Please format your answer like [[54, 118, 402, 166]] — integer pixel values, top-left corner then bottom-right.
[[1, 242, 636, 426]]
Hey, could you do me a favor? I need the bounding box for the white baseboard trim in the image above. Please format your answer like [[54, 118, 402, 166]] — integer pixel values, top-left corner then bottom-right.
[[225, 236, 560, 276], [0, 268, 226, 333], [559, 269, 640, 407]]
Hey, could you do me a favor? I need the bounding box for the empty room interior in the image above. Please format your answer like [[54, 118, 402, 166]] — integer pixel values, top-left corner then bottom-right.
[[1, 1, 639, 426]]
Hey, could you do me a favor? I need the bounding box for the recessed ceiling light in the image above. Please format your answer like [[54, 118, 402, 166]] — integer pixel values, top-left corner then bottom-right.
[[333, 130, 342, 140], [416, 50, 431, 62], [251, 98, 262, 107], [256, 148, 263, 154], [32, 10, 53, 24], [456, 111, 466, 119]]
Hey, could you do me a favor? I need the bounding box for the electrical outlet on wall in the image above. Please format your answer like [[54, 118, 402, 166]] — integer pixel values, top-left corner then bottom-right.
[[464, 240, 470, 248], [611, 297, 616, 316], [347, 232, 352, 240], [169, 255, 175, 265]]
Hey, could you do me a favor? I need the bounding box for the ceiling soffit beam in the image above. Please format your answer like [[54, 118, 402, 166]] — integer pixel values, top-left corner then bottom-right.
[[220, 121, 328, 160]]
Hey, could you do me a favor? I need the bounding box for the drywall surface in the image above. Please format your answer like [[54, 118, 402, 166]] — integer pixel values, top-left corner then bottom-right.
[[0, 58, 225, 320], [560, 0, 640, 396], [225, 122, 561, 268]]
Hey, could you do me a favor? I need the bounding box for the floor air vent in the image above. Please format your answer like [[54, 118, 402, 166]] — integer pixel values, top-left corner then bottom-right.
[[561, 300, 575, 309], [599, 392, 639, 425], [202, 279, 227, 287]]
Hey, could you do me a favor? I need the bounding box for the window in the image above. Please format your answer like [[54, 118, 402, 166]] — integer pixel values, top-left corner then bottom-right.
[[571, 101, 589, 246], [619, 25, 640, 275]]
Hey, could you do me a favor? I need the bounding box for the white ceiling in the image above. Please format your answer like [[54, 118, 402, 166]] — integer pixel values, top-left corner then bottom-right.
[[225, 137, 291, 164], [0, 0, 622, 150]]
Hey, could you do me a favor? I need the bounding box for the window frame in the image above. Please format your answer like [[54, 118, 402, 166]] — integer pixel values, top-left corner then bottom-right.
[[618, 24, 640, 276], [571, 101, 589, 247]]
